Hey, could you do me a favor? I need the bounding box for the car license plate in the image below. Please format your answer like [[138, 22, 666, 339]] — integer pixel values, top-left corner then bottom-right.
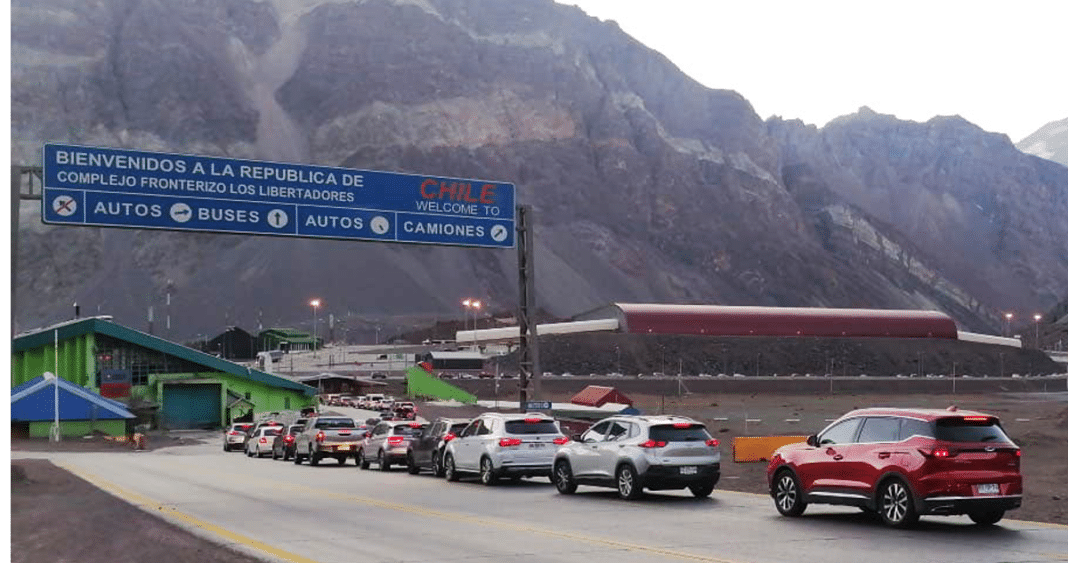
[[977, 483, 998, 495], [529, 443, 545, 449], [338, 445, 350, 451], [679, 466, 698, 475]]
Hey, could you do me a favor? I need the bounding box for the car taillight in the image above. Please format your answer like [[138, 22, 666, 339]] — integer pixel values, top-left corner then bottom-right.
[[706, 439, 719, 447], [284, 436, 294, 443], [638, 440, 667, 448], [932, 447, 950, 458], [315, 431, 325, 443], [387, 436, 404, 445], [524, 418, 541, 423], [259, 437, 268, 443], [499, 438, 523, 447], [552, 437, 569, 445], [409, 423, 421, 428], [227, 431, 240, 436], [673, 422, 692, 428], [1014, 449, 1022, 458], [442, 433, 455, 442], [962, 416, 989, 422]]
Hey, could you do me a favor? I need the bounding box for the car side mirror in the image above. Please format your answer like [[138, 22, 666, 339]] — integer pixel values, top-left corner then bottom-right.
[[571, 434, 583, 443], [364, 432, 371, 438], [806, 434, 819, 447]]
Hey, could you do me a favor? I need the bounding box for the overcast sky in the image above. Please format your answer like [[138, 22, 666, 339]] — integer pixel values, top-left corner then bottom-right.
[[557, 0, 1066, 142]]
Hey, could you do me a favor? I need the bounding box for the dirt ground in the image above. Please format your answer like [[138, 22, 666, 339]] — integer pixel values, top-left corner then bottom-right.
[[522, 390, 1068, 524], [10, 458, 263, 563]]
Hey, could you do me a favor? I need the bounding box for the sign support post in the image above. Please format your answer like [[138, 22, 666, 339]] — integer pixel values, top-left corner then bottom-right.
[[516, 205, 541, 413]]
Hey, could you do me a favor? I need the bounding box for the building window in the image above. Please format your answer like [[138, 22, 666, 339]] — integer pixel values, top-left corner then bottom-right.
[[245, 391, 251, 400], [284, 397, 291, 409]]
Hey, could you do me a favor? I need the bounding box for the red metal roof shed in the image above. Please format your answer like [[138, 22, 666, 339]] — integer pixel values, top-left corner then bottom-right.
[[577, 303, 958, 339], [570, 385, 634, 407]]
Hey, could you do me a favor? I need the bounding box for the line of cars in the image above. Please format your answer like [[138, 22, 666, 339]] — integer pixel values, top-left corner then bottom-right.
[[223, 403, 1024, 528]]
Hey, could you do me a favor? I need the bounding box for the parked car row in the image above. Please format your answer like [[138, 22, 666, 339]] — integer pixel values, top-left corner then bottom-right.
[[224, 403, 1023, 528]]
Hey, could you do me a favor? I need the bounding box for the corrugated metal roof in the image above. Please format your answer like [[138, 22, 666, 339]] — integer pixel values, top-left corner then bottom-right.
[[11, 375, 135, 421], [13, 318, 316, 396], [570, 385, 634, 407], [587, 303, 959, 339]]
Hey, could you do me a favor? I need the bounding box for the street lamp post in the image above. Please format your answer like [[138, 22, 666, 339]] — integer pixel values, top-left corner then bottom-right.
[[1034, 314, 1042, 348], [1003, 312, 1014, 337], [462, 299, 482, 342], [309, 299, 321, 356]]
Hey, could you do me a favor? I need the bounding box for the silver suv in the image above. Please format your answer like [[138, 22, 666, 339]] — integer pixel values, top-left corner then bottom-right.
[[552, 415, 721, 499], [443, 412, 567, 485], [357, 420, 425, 471]]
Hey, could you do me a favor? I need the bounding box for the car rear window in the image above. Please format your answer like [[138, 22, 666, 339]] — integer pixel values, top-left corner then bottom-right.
[[315, 418, 356, 429], [649, 424, 712, 442], [392, 424, 421, 436], [934, 418, 1011, 442], [504, 420, 560, 435], [448, 423, 469, 434], [288, 426, 304, 435], [264, 428, 282, 436]]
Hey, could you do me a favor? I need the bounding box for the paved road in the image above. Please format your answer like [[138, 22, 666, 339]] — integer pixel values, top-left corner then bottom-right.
[[14, 439, 1068, 563]]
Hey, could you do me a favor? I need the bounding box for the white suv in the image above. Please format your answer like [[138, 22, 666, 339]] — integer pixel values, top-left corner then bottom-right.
[[443, 412, 567, 485], [552, 415, 721, 499]]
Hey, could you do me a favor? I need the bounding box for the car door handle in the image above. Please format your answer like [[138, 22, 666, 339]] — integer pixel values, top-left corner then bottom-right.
[[878, 452, 891, 459], [833, 454, 843, 461]]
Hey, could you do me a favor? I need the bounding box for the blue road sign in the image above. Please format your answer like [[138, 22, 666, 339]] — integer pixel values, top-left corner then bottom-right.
[[42, 143, 516, 248], [524, 401, 552, 410]]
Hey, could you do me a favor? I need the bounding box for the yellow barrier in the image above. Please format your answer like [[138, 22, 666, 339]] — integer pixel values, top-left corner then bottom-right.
[[732, 436, 808, 463]]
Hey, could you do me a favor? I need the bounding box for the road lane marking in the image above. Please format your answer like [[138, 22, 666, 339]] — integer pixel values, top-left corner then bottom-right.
[[55, 461, 323, 563], [62, 458, 750, 563]]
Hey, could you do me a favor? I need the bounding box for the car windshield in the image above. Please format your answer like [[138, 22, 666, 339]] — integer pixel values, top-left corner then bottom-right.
[[315, 418, 356, 429], [504, 420, 560, 434], [934, 418, 1012, 443], [649, 424, 712, 442], [448, 423, 469, 434]]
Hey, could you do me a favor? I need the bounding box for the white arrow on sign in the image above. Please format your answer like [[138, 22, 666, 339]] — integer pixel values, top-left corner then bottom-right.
[[490, 224, 508, 242], [267, 209, 289, 229], [169, 203, 192, 223]]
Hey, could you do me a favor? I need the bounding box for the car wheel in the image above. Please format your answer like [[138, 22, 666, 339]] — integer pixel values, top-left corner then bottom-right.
[[310, 450, 321, 466], [378, 450, 390, 472], [968, 510, 1005, 526], [444, 454, 458, 482], [407, 452, 419, 475], [272, 447, 279, 460], [773, 470, 806, 516], [223, 443, 230, 452], [358, 450, 370, 469], [284, 449, 292, 461], [616, 464, 642, 500], [878, 479, 919, 528], [337, 456, 346, 465], [553, 461, 577, 495], [689, 482, 715, 499], [432, 451, 444, 478], [294, 450, 303, 465], [480, 457, 498, 486]]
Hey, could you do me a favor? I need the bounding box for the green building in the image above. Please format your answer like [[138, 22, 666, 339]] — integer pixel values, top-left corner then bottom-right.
[[257, 328, 319, 352], [12, 317, 317, 430]]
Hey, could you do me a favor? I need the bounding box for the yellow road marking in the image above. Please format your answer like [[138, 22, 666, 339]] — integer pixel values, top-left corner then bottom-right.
[[56, 462, 322, 563], [59, 459, 748, 563]]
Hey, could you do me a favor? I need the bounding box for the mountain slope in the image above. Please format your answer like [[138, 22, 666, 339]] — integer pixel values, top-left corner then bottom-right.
[[11, 0, 1068, 340], [1018, 117, 1068, 167]]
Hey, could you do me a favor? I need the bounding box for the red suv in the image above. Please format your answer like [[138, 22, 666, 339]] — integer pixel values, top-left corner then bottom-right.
[[767, 407, 1022, 527]]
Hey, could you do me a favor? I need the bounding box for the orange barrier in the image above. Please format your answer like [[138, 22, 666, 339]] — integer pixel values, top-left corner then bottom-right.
[[732, 435, 807, 463]]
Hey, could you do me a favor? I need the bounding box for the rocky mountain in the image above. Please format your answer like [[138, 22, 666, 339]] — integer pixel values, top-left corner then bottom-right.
[[11, 0, 1068, 341], [1018, 118, 1068, 167]]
